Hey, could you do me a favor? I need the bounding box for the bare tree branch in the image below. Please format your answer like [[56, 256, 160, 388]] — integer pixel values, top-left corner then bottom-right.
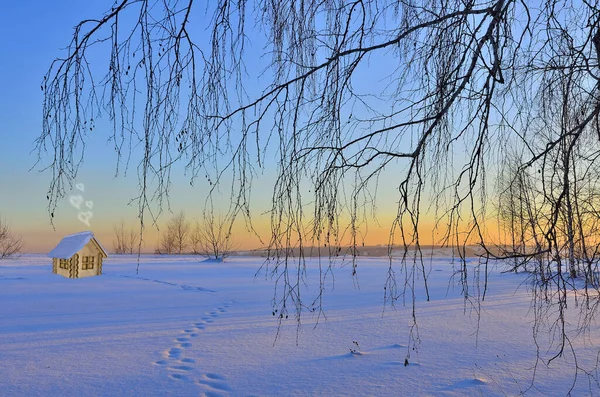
[[0, 216, 24, 260], [35, 0, 600, 387]]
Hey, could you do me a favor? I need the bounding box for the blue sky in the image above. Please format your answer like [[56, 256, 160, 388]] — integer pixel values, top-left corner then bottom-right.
[[0, 0, 312, 253], [0, 1, 98, 249], [0, 1, 451, 254], [0, 1, 224, 252]]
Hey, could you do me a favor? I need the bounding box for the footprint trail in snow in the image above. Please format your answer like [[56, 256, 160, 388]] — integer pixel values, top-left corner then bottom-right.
[[154, 300, 234, 394]]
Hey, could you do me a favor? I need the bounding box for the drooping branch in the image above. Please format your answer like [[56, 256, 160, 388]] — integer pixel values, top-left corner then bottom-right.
[[36, 0, 600, 386]]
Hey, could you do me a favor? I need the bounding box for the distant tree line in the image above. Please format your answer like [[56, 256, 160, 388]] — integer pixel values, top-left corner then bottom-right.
[[114, 211, 234, 260], [112, 219, 139, 255]]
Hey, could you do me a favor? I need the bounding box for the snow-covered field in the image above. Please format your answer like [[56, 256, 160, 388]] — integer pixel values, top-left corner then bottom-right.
[[1, 254, 598, 396]]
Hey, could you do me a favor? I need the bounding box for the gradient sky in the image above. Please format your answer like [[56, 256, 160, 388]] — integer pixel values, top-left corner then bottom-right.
[[0, 1, 475, 254]]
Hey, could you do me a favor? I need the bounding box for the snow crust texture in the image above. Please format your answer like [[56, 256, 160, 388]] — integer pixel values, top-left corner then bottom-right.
[[0, 254, 598, 396]]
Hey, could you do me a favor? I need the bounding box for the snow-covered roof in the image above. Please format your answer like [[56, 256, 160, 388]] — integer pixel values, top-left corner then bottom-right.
[[47, 231, 107, 259]]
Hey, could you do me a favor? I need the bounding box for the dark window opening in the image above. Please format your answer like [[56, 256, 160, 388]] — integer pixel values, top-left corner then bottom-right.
[[82, 256, 95, 270]]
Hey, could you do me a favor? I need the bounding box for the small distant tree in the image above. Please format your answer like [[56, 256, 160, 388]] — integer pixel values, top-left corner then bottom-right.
[[113, 220, 139, 254], [128, 226, 139, 254], [156, 211, 189, 255], [171, 211, 189, 254], [190, 214, 234, 260], [156, 229, 175, 255], [0, 216, 24, 259]]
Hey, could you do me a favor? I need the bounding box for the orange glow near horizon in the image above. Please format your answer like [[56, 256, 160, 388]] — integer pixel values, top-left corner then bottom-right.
[[17, 212, 502, 254]]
